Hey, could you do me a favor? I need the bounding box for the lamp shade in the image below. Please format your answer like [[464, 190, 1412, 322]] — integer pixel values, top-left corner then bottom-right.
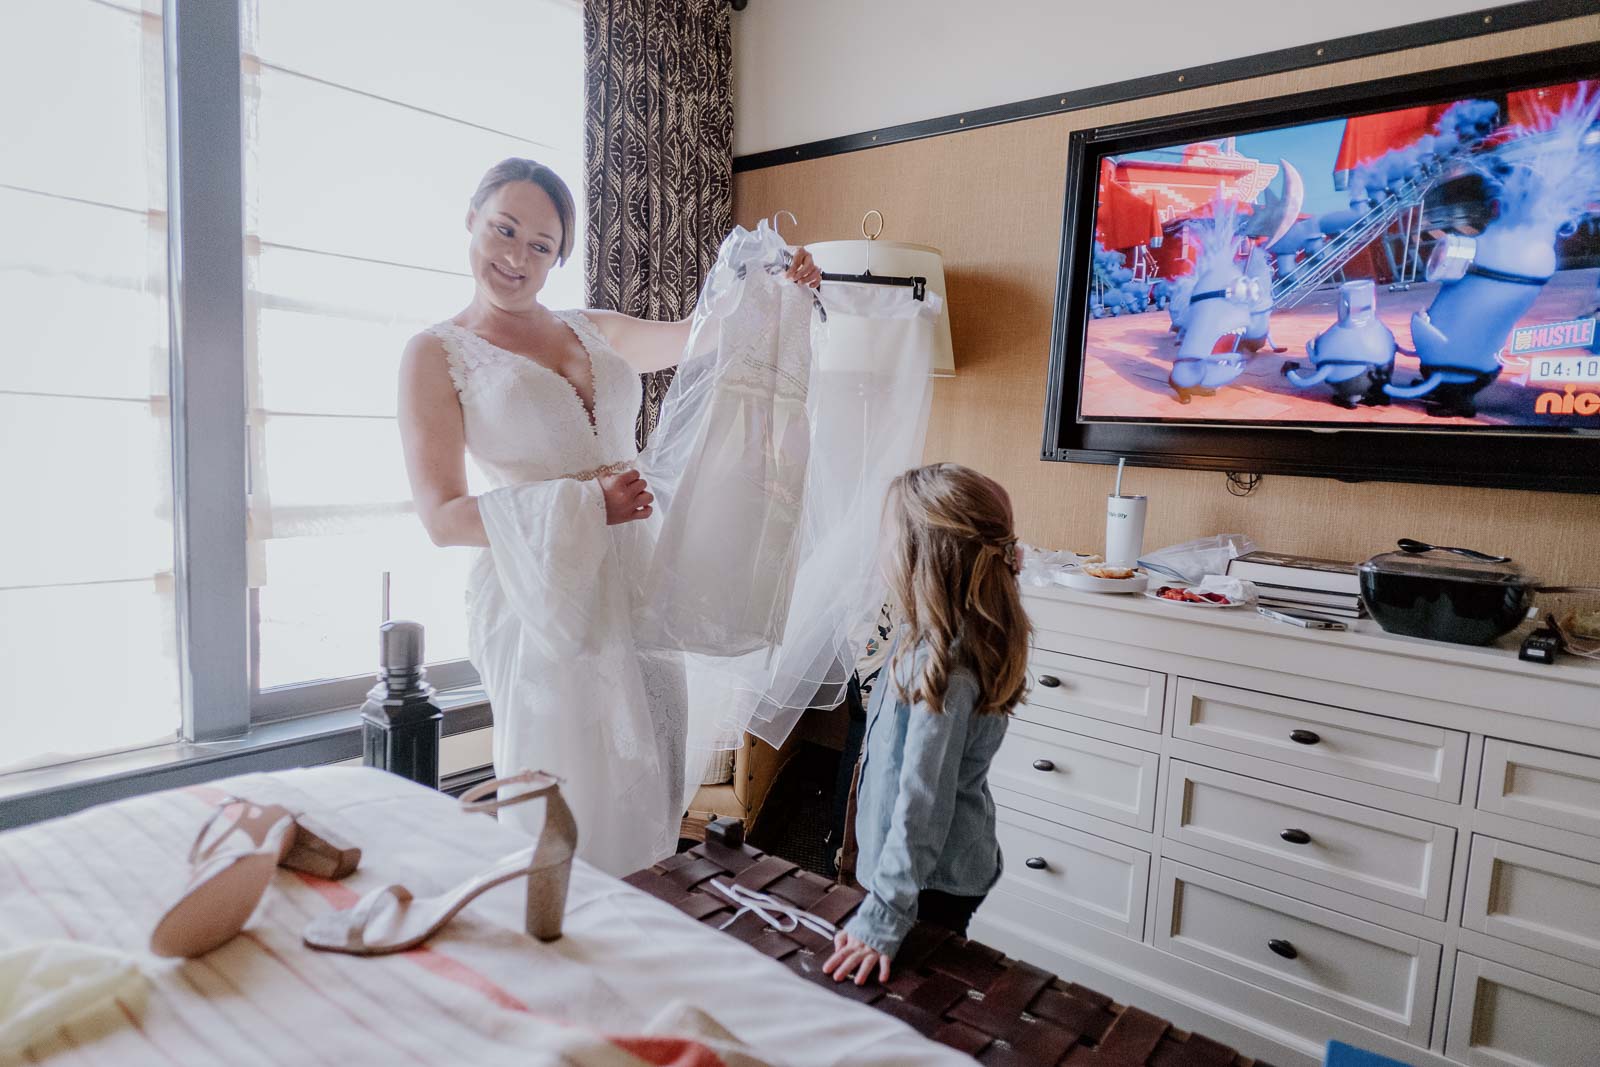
[[805, 240, 956, 377]]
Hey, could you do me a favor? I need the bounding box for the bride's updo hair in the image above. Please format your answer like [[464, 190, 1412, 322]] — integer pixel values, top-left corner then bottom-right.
[[471, 158, 577, 265]]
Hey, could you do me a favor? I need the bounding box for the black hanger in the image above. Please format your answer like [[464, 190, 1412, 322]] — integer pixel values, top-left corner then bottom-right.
[[818, 271, 928, 301]]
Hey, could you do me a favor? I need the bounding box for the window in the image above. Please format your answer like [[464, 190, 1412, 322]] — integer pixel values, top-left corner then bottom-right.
[[1, 0, 178, 773], [1, 0, 585, 774], [241, 0, 586, 711]]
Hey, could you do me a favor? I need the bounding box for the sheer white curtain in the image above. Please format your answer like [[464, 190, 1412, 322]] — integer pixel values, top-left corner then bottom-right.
[[0, 0, 177, 773], [241, 0, 586, 693]]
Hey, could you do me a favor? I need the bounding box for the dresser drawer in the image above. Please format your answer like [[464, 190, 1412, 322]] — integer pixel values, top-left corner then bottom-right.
[[1154, 860, 1438, 1044], [1463, 836, 1600, 969], [1447, 954, 1600, 1066], [992, 805, 1148, 939], [1172, 678, 1467, 801], [1023, 645, 1165, 733], [991, 719, 1158, 831], [1165, 761, 1455, 917], [1479, 739, 1600, 840]]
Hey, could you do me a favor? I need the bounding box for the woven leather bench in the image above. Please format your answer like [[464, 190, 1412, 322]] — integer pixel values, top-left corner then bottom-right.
[[625, 821, 1268, 1066]]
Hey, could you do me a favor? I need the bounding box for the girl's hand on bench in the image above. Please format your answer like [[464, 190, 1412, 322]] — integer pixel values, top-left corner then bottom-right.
[[823, 930, 890, 986]]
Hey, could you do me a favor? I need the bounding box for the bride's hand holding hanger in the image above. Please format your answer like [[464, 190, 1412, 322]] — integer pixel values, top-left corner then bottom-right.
[[786, 246, 822, 289], [586, 245, 820, 376]]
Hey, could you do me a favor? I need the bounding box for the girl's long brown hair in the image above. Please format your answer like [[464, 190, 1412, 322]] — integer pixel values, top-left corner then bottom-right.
[[885, 463, 1032, 717]]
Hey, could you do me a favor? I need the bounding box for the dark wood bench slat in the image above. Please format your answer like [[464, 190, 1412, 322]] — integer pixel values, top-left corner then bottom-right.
[[630, 839, 1269, 1066]]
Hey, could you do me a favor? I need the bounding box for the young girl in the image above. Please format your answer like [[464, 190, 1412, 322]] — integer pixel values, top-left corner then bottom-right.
[[823, 462, 1031, 986]]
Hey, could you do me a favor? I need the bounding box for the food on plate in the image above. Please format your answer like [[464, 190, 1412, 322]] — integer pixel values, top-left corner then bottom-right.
[[1565, 609, 1600, 640], [1156, 585, 1233, 605], [1082, 564, 1136, 580]]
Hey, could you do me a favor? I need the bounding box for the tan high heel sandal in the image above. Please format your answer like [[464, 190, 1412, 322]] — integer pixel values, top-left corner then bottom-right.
[[150, 798, 363, 958], [192, 796, 363, 880], [301, 770, 577, 956]]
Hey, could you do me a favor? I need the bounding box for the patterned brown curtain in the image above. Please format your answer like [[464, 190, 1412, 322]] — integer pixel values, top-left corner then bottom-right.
[[583, 0, 734, 448]]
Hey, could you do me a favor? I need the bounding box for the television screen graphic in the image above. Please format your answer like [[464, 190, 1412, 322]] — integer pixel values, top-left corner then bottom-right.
[[1078, 79, 1600, 432]]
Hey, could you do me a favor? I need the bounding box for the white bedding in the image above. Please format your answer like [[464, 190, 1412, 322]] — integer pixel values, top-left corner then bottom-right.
[[0, 766, 972, 1066]]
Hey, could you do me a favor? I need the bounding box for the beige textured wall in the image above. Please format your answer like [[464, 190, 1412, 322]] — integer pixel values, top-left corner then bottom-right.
[[730, 0, 1495, 155], [734, 15, 1600, 584]]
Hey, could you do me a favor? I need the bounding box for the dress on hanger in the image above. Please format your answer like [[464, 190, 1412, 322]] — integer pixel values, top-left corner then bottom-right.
[[637, 233, 942, 753]]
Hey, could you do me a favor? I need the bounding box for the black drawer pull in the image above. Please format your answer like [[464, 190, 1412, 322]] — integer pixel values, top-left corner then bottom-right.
[[1289, 729, 1321, 745], [1267, 939, 1298, 960], [1038, 675, 1062, 688], [1280, 828, 1312, 845], [1032, 759, 1056, 772], [1024, 856, 1049, 871]]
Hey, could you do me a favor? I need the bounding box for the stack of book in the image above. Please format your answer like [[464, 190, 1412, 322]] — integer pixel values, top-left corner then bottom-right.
[[1225, 550, 1365, 619]]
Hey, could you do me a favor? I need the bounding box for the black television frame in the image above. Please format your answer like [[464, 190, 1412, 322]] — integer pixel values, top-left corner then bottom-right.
[[1041, 42, 1600, 493]]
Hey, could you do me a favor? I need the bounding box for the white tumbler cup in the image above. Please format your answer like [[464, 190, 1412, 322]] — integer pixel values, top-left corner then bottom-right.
[[1105, 495, 1148, 569]]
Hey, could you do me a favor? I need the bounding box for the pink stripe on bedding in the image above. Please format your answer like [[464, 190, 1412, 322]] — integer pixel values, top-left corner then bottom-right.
[[292, 868, 734, 1065], [607, 1036, 730, 1067], [195, 787, 727, 1066], [292, 871, 532, 1014], [0, 769, 961, 1066]]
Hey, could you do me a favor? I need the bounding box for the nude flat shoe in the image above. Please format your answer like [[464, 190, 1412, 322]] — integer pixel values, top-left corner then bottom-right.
[[149, 798, 363, 959], [301, 770, 577, 955]]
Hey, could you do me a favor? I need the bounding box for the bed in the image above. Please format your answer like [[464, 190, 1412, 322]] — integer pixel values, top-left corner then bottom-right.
[[0, 766, 975, 1066]]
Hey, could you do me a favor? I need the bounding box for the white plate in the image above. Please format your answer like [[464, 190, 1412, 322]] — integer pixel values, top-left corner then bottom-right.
[[1059, 570, 1149, 594], [1143, 585, 1251, 609]]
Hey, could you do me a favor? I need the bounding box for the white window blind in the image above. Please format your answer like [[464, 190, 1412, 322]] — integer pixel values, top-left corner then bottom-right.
[[240, 0, 586, 696], [0, 0, 178, 773]]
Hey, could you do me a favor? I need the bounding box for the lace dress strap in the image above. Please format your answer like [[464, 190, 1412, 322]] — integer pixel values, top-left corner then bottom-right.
[[553, 310, 619, 365], [428, 322, 498, 395]]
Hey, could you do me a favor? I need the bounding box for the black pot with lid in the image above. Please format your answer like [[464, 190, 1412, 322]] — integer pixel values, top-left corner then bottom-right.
[[1359, 539, 1536, 646]]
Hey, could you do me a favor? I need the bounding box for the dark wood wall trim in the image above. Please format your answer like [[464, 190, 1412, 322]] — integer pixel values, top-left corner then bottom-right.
[[732, 0, 1596, 173]]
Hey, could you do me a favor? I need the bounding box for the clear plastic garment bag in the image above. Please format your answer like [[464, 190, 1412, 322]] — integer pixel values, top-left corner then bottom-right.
[[635, 219, 938, 793]]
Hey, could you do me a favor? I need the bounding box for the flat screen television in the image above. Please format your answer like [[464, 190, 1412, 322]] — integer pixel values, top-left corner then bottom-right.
[[1042, 44, 1600, 492]]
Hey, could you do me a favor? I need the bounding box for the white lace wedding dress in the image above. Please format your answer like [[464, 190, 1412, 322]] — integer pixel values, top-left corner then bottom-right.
[[430, 221, 938, 878], [430, 312, 686, 876]]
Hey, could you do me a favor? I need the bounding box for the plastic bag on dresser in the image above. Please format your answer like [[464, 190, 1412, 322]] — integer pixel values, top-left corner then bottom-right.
[[1018, 545, 1090, 588], [1137, 533, 1255, 585]]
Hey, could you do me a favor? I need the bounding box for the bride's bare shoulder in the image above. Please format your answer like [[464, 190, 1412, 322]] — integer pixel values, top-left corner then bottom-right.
[[572, 307, 624, 334], [400, 327, 458, 392], [404, 324, 452, 355]]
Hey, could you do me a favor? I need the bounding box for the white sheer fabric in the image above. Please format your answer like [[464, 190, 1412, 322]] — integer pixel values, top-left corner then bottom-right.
[[634, 227, 818, 658], [637, 225, 938, 753], [242, 0, 585, 686], [436, 313, 683, 876], [454, 222, 937, 874], [1, 0, 180, 773]]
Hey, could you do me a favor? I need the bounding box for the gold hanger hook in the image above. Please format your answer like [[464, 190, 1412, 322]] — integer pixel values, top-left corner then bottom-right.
[[771, 210, 799, 241], [860, 210, 884, 274]]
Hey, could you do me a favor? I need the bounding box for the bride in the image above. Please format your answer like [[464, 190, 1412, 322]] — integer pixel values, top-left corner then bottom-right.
[[398, 158, 821, 875]]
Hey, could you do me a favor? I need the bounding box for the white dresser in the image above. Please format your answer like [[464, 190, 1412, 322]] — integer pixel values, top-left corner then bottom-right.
[[970, 586, 1600, 1067]]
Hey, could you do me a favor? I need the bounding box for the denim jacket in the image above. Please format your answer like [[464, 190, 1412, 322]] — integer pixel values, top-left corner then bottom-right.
[[844, 637, 1008, 957]]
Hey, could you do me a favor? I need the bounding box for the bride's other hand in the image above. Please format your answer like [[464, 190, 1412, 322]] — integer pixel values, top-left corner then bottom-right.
[[600, 469, 653, 525], [786, 246, 822, 289]]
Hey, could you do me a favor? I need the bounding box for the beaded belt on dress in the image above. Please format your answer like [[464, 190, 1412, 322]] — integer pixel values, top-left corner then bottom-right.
[[563, 460, 632, 482]]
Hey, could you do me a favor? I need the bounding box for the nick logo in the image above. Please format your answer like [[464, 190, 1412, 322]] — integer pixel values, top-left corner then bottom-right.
[[1535, 384, 1600, 416]]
